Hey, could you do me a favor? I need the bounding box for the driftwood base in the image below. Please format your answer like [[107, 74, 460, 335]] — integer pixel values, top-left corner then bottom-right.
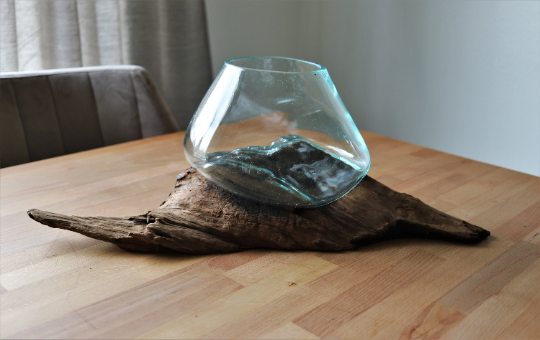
[[28, 168, 489, 254]]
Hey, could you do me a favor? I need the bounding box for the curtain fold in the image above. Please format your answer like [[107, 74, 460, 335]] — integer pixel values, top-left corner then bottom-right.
[[0, 0, 212, 129]]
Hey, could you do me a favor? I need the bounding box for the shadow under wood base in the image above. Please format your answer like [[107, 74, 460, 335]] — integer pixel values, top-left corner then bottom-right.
[[28, 168, 490, 254]]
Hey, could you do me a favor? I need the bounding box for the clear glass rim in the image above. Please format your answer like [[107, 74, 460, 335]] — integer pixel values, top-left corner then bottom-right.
[[225, 56, 326, 74]]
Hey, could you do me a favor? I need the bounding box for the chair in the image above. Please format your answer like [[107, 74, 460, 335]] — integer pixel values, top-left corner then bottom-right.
[[0, 65, 180, 168]]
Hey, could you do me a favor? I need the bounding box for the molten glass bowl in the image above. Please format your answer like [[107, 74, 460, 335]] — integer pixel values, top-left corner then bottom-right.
[[184, 56, 370, 208]]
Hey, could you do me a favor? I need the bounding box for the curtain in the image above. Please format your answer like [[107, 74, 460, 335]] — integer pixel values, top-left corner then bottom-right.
[[0, 0, 212, 129]]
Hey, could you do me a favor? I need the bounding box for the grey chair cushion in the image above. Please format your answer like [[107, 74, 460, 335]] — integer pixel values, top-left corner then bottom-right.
[[1, 65, 179, 168]]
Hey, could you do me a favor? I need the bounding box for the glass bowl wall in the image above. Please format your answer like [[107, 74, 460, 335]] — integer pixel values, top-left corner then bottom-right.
[[184, 56, 370, 208]]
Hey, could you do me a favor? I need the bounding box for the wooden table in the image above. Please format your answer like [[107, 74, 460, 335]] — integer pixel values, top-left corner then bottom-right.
[[1, 131, 539, 339]]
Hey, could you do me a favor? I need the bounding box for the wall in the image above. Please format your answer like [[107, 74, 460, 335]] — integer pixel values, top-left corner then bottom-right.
[[205, 0, 540, 176]]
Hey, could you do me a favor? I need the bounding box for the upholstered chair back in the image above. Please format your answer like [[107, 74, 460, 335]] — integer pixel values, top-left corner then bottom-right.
[[1, 66, 179, 168]]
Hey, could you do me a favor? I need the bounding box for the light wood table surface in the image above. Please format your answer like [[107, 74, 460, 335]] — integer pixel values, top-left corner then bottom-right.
[[1, 131, 539, 339]]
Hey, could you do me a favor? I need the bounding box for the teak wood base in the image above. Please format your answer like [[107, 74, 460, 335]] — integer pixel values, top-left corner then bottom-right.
[[28, 168, 490, 254]]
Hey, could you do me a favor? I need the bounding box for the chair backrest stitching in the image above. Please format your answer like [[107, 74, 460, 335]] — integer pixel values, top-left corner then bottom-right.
[[87, 72, 106, 147], [45, 76, 67, 157], [130, 69, 144, 139]]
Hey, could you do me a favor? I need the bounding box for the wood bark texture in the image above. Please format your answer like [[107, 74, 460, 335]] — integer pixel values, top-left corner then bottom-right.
[[28, 168, 490, 254]]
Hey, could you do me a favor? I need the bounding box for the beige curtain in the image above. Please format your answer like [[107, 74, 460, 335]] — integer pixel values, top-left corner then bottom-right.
[[0, 0, 212, 129]]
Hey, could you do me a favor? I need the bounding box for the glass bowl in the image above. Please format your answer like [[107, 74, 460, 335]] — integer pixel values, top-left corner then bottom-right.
[[184, 56, 370, 208]]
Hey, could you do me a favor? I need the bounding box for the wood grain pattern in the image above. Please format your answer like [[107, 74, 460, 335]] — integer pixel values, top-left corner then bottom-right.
[[1, 131, 539, 339]]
